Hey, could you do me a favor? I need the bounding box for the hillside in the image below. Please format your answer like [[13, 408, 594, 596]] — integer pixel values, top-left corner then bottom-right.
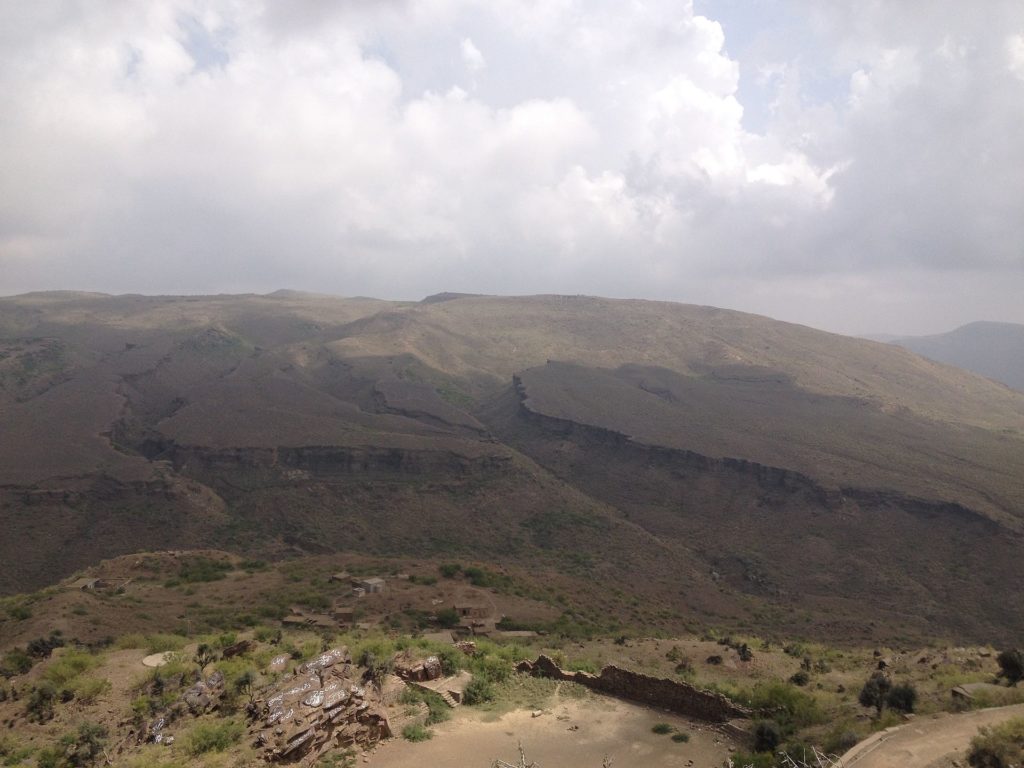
[[2, 291, 1023, 642], [891, 321, 1024, 391]]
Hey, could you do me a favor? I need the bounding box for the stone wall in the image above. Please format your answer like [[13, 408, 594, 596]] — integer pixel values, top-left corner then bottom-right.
[[516, 655, 750, 722]]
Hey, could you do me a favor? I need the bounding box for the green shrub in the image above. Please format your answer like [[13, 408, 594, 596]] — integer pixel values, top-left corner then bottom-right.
[[858, 673, 892, 715], [567, 658, 599, 674], [671, 663, 696, 679], [0, 647, 34, 677], [51, 722, 107, 766], [823, 727, 862, 754], [402, 723, 432, 742], [26, 682, 58, 722], [0, 734, 33, 764], [175, 557, 232, 584], [744, 681, 823, 734], [754, 720, 782, 752], [401, 687, 451, 725], [886, 683, 917, 713], [461, 567, 513, 590], [438, 564, 462, 579], [730, 751, 776, 768], [462, 677, 494, 705], [652, 722, 674, 734], [968, 716, 1024, 767], [671, 732, 691, 743], [436, 646, 463, 677], [145, 634, 187, 653], [181, 720, 244, 756], [997, 650, 1023, 686], [435, 608, 460, 628], [6, 603, 31, 621], [27, 633, 65, 659], [72, 676, 111, 704], [789, 670, 810, 687], [114, 634, 147, 650], [44, 650, 98, 687], [254, 625, 282, 643], [469, 654, 510, 683]]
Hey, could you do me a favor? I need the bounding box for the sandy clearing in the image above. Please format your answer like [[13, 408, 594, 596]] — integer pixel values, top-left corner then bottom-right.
[[840, 703, 1024, 768], [370, 693, 736, 768]]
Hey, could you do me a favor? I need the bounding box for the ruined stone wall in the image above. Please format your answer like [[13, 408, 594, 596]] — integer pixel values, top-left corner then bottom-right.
[[517, 655, 749, 722]]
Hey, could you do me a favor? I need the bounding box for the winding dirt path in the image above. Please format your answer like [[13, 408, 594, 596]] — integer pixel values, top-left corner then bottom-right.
[[839, 704, 1024, 768]]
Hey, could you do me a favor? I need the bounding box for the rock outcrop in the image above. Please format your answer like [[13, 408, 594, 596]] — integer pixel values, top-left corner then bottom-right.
[[253, 648, 390, 763]]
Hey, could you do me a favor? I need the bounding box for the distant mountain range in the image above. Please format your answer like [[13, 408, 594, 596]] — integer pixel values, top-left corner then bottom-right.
[[2, 292, 1023, 642], [890, 321, 1024, 391]]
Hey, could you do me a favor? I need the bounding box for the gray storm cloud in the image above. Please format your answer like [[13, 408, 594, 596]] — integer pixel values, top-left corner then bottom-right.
[[0, 0, 1022, 334]]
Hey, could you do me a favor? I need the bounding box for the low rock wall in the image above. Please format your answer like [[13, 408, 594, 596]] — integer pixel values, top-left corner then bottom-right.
[[516, 655, 750, 722]]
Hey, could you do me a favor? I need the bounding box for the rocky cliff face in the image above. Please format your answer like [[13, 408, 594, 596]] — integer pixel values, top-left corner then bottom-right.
[[486, 374, 1024, 642]]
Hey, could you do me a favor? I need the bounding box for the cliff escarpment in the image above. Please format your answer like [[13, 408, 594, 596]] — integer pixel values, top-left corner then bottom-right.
[[480, 369, 1024, 642]]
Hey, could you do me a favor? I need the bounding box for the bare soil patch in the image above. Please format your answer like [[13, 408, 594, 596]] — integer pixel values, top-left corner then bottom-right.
[[371, 691, 736, 768]]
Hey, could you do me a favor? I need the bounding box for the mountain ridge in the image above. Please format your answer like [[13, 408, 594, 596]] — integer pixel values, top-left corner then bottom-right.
[[891, 320, 1024, 391], [2, 291, 1023, 641]]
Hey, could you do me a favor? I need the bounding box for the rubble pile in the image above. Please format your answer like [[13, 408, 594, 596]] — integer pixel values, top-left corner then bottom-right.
[[392, 652, 442, 682], [253, 647, 391, 763], [183, 669, 226, 714]]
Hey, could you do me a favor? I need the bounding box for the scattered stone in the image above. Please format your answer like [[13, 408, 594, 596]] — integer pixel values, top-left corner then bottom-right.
[[393, 652, 442, 682], [455, 640, 478, 656], [181, 671, 226, 715]]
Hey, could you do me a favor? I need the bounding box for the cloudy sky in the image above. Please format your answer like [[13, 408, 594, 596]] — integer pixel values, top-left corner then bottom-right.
[[1, 1, 1022, 335]]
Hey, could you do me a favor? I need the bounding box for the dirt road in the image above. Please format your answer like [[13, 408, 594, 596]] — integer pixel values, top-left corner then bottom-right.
[[839, 704, 1024, 768]]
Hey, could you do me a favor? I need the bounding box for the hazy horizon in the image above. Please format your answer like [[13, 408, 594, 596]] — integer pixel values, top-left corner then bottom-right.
[[5, 286, 1024, 340], [2, 1, 1023, 336]]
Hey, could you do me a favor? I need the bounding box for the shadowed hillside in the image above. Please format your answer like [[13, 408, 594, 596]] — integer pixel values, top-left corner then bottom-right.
[[892, 321, 1024, 391], [2, 291, 1023, 642]]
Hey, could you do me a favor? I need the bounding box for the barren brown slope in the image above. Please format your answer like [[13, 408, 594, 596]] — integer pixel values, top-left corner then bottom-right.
[[2, 291, 1023, 641], [329, 295, 1024, 432]]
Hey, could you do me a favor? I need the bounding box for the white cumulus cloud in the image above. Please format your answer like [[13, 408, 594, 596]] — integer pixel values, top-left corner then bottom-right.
[[0, 0, 1021, 334]]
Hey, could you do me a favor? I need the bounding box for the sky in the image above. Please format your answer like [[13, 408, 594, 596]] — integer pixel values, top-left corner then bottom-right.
[[1, 1, 1022, 336]]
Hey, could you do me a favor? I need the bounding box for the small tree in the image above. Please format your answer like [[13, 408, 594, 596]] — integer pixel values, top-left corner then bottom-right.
[[26, 682, 57, 723], [235, 671, 255, 703], [886, 683, 918, 713], [61, 722, 107, 766], [194, 644, 215, 671], [754, 720, 781, 752], [858, 673, 892, 715], [997, 649, 1023, 686], [436, 608, 460, 628]]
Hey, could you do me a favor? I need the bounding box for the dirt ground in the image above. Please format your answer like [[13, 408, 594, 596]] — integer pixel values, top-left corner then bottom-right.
[[839, 703, 1024, 768], [370, 689, 737, 768]]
